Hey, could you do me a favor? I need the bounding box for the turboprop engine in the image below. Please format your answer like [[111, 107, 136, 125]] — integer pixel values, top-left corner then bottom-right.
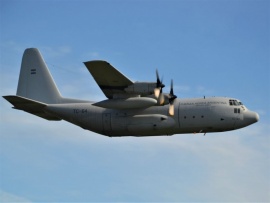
[[124, 82, 156, 96], [124, 70, 166, 96], [95, 70, 178, 116]]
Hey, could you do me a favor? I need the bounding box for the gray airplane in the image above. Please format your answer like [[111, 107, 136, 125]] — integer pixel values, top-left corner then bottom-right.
[[3, 48, 259, 137]]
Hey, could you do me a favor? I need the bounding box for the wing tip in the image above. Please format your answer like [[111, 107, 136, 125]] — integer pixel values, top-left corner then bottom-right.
[[84, 60, 109, 64]]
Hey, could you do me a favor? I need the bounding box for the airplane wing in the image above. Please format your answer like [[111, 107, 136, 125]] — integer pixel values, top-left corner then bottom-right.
[[84, 60, 134, 99]]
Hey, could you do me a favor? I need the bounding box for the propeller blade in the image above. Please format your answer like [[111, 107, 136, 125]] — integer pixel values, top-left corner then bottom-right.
[[169, 79, 177, 104], [156, 69, 165, 88], [169, 103, 174, 116], [154, 69, 165, 103], [154, 87, 160, 98], [158, 93, 165, 105], [170, 79, 174, 96], [156, 69, 161, 86], [168, 79, 177, 116]]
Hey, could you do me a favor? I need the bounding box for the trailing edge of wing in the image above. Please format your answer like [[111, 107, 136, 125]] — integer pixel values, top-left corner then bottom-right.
[[84, 60, 133, 99], [3, 95, 61, 120]]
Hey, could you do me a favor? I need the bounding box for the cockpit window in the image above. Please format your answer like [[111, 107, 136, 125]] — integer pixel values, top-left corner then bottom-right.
[[229, 99, 243, 106]]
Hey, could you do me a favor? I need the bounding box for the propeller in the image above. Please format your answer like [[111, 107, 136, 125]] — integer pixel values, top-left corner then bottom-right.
[[168, 79, 177, 116], [154, 69, 165, 104]]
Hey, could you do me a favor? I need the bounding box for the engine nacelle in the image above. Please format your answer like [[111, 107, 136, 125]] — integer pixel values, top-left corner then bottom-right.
[[124, 82, 156, 96], [93, 97, 157, 109]]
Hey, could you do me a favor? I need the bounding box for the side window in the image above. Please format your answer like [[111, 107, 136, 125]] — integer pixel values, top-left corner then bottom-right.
[[229, 100, 233, 105], [234, 108, 241, 113]]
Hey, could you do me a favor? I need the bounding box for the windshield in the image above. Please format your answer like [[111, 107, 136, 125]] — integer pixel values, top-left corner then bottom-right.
[[229, 99, 243, 106]]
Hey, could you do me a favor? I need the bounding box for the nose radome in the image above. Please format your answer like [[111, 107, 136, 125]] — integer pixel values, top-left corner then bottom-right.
[[245, 111, 259, 124], [255, 112, 259, 122]]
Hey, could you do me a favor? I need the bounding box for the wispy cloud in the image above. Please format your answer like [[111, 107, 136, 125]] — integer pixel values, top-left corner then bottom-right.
[[1, 41, 72, 59], [81, 51, 101, 61], [86, 51, 99, 59], [0, 190, 32, 203], [174, 85, 191, 93], [254, 109, 267, 116], [172, 85, 215, 98], [41, 46, 72, 58], [196, 85, 214, 95], [0, 41, 25, 53]]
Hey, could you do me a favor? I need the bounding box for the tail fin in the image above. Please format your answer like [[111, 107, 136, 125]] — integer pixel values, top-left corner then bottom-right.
[[16, 48, 62, 104]]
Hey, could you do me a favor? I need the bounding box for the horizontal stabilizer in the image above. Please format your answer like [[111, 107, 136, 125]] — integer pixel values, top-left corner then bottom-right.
[[3, 95, 61, 120]]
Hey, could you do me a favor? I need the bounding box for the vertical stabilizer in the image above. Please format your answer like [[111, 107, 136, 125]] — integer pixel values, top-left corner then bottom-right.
[[16, 48, 62, 104]]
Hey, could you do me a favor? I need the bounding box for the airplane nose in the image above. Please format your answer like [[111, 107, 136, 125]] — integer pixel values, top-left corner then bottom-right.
[[255, 112, 259, 122], [244, 111, 259, 124]]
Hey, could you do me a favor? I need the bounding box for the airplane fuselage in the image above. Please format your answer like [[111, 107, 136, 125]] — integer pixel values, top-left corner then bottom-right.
[[45, 97, 259, 137]]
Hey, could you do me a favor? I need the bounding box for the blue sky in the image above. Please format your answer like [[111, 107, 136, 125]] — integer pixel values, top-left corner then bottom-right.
[[0, 0, 269, 202]]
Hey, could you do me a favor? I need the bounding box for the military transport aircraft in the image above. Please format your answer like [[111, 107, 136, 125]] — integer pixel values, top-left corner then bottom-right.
[[3, 48, 259, 137]]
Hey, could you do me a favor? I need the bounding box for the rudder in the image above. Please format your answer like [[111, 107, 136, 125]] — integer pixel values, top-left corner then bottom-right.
[[16, 48, 62, 104]]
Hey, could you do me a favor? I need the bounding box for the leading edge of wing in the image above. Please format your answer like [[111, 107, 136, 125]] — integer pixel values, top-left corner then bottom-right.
[[84, 60, 134, 99]]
